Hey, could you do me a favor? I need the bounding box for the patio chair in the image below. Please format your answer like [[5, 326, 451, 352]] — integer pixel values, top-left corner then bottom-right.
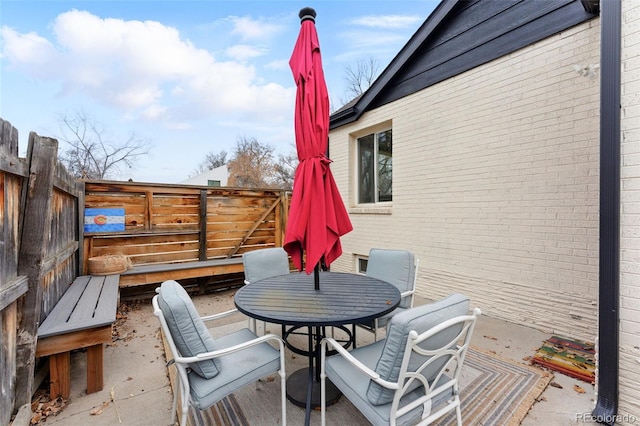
[[357, 248, 419, 341], [242, 247, 290, 333], [321, 294, 480, 426], [152, 280, 287, 426]]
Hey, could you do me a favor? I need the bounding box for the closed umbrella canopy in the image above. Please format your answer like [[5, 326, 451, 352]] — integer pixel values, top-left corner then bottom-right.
[[284, 7, 352, 279]]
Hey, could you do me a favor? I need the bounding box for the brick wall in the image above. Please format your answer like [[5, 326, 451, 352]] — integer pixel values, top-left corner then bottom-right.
[[329, 19, 600, 341], [620, 0, 640, 420]]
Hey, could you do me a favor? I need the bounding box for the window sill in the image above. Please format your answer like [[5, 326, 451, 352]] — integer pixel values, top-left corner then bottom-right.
[[349, 206, 392, 215]]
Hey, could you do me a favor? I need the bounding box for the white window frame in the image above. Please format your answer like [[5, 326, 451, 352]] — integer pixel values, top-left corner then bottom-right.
[[354, 126, 392, 205], [356, 255, 368, 274]]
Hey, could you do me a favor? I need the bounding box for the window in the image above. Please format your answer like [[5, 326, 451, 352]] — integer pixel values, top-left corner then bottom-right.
[[207, 180, 221, 187], [357, 129, 392, 204], [357, 257, 368, 274]]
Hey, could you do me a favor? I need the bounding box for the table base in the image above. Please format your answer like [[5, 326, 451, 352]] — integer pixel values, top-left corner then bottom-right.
[[284, 325, 353, 357], [286, 368, 341, 408]]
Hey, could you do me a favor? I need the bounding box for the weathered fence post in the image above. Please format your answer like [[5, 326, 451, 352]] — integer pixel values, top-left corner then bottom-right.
[[199, 189, 208, 261], [14, 132, 59, 408], [0, 119, 30, 426]]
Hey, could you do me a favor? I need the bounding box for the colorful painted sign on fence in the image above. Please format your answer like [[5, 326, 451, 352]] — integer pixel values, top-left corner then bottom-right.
[[84, 208, 125, 232]]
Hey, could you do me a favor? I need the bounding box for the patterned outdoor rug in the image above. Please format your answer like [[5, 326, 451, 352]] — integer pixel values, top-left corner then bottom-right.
[[530, 335, 596, 383], [184, 347, 552, 426], [187, 395, 247, 426]]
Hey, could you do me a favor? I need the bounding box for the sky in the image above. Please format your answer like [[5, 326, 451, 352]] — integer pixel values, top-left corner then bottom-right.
[[0, 0, 439, 184]]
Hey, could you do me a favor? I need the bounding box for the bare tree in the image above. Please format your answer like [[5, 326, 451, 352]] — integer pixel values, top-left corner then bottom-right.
[[340, 57, 382, 106], [57, 110, 151, 179], [227, 136, 276, 187], [191, 150, 228, 177], [273, 148, 298, 190]]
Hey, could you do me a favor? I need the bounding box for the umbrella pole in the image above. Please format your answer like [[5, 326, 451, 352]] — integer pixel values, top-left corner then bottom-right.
[[314, 263, 320, 290]]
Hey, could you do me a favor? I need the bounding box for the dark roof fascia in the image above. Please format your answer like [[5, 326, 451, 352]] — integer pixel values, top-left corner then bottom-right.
[[369, 0, 598, 111], [581, 0, 600, 14], [330, 0, 600, 130], [329, 0, 459, 130]]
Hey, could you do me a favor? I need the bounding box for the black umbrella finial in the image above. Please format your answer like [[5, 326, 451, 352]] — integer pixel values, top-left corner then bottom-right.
[[299, 7, 316, 24]]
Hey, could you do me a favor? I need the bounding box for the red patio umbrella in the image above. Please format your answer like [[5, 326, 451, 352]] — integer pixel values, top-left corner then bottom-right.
[[284, 7, 352, 289]]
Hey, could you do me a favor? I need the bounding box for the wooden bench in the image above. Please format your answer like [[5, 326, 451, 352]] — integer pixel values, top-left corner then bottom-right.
[[36, 275, 120, 399], [118, 257, 244, 287]]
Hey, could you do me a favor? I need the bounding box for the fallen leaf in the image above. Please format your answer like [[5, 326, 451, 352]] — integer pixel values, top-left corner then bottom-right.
[[522, 356, 531, 361], [550, 381, 563, 389], [90, 402, 109, 415], [47, 406, 61, 415], [484, 335, 498, 340], [574, 385, 586, 394]]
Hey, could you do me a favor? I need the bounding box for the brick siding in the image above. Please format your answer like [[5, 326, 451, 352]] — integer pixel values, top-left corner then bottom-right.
[[329, 19, 600, 343]]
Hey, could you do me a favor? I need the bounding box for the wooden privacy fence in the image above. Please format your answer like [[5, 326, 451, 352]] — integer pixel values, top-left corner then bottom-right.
[[0, 116, 291, 423], [82, 181, 289, 287], [0, 118, 84, 425]]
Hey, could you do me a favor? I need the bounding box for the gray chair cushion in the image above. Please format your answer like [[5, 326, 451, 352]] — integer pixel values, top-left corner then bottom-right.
[[366, 293, 470, 405], [242, 247, 290, 283], [374, 306, 408, 329], [189, 328, 282, 410], [158, 280, 221, 379], [367, 249, 415, 308]]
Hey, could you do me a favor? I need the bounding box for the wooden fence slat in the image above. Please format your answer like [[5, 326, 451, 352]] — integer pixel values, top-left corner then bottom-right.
[[0, 118, 27, 425], [0, 276, 29, 312], [226, 197, 280, 258], [1, 302, 18, 425], [199, 190, 207, 261], [14, 133, 59, 408]]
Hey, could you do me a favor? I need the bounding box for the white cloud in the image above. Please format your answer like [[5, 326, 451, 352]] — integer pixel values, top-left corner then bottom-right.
[[348, 14, 422, 30], [228, 15, 285, 42], [326, 13, 423, 65], [225, 44, 267, 61], [139, 104, 168, 121], [0, 27, 59, 77], [265, 59, 289, 71], [1, 9, 293, 129], [331, 30, 409, 63], [345, 30, 409, 50]]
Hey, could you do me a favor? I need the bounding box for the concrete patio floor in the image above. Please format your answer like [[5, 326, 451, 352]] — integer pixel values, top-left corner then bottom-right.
[[24, 289, 596, 425]]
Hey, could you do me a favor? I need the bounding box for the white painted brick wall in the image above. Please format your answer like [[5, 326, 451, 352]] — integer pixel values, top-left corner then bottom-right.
[[620, 0, 640, 420], [329, 20, 600, 342]]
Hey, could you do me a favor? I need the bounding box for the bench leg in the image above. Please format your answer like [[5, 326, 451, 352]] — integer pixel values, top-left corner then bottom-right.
[[49, 352, 71, 399], [86, 344, 104, 394]]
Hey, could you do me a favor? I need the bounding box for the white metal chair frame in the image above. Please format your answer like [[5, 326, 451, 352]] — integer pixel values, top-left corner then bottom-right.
[[152, 294, 287, 426], [321, 307, 481, 426]]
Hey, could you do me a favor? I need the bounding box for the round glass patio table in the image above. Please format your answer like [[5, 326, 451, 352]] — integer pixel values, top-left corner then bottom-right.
[[234, 271, 401, 425]]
